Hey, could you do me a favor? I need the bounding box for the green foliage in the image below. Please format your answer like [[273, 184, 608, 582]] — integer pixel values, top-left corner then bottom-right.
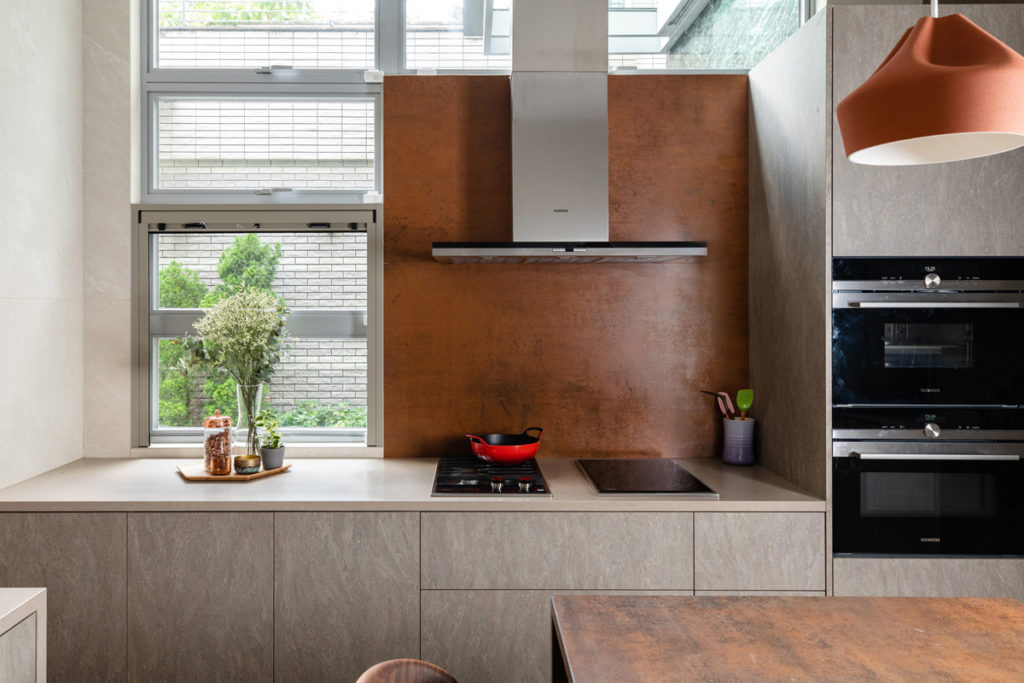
[[202, 233, 282, 306], [280, 400, 367, 429], [253, 409, 283, 449], [158, 260, 208, 308], [202, 373, 238, 424], [158, 339, 207, 427]]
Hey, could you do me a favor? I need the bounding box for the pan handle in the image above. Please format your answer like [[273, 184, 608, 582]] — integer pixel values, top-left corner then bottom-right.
[[465, 434, 486, 444], [522, 427, 543, 438]]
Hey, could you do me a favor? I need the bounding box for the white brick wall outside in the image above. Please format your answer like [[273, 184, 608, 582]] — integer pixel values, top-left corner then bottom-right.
[[157, 232, 367, 412]]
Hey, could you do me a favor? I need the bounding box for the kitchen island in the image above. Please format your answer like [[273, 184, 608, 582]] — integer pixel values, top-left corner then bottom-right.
[[0, 458, 825, 682], [551, 595, 1024, 681]]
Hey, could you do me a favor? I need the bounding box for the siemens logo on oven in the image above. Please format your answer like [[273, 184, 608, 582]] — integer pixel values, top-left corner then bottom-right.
[[920, 537, 941, 543], [920, 388, 941, 393]]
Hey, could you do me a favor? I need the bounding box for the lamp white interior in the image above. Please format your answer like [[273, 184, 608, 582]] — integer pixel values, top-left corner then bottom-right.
[[848, 131, 1024, 166]]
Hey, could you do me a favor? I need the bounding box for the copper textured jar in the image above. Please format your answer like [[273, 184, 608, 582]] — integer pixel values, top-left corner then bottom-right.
[[203, 410, 234, 475]]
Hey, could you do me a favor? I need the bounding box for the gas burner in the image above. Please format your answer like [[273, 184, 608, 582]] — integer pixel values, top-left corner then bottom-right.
[[431, 455, 551, 496]]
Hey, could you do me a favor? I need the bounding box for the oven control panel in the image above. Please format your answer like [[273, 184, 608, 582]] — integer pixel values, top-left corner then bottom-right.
[[833, 407, 1024, 440], [834, 257, 1024, 287]]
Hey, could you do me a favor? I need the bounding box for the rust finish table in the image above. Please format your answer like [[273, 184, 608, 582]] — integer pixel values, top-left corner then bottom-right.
[[551, 595, 1024, 681]]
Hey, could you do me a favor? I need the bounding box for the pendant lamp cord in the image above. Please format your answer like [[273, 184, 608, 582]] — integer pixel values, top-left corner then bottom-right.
[[931, 0, 939, 18]]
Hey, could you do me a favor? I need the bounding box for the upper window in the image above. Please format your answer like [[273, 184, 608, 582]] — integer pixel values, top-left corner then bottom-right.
[[143, 1, 381, 203], [154, 0, 376, 70], [405, 0, 511, 71], [608, 0, 800, 71], [153, 95, 377, 193]]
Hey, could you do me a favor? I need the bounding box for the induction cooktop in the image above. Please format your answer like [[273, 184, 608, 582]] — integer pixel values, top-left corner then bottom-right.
[[577, 459, 718, 498]]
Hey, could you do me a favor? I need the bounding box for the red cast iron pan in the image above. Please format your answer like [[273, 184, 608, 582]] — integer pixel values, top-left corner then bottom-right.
[[465, 428, 543, 465]]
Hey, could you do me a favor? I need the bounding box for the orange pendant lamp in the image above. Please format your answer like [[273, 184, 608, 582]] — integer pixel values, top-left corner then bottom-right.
[[836, 1, 1024, 166]]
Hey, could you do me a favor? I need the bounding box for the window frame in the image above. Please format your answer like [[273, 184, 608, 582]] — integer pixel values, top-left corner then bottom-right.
[[131, 205, 384, 449], [140, 0, 389, 203]]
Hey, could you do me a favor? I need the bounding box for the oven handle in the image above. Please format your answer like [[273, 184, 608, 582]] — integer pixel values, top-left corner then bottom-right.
[[847, 302, 1022, 309], [851, 452, 1021, 461]]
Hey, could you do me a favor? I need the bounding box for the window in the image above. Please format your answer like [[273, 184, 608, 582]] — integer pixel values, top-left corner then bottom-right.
[[133, 208, 382, 447], [405, 0, 511, 71], [142, 1, 381, 202], [154, 0, 376, 70], [608, 0, 801, 71]]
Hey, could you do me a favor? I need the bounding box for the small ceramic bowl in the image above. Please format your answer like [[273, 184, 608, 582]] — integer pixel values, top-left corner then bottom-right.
[[234, 455, 262, 475]]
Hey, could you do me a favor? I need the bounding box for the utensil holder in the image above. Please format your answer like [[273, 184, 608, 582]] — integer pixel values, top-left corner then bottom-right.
[[722, 418, 755, 466]]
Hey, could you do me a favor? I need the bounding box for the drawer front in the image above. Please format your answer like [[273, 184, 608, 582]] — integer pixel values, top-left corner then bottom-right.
[[422, 512, 694, 590], [833, 557, 1024, 600], [694, 513, 825, 591]]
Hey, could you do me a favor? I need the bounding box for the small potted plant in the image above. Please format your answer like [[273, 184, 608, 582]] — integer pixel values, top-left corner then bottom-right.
[[254, 409, 285, 470]]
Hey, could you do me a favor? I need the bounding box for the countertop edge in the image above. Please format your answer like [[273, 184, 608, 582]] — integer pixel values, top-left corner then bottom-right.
[[0, 500, 827, 512], [0, 588, 45, 636]]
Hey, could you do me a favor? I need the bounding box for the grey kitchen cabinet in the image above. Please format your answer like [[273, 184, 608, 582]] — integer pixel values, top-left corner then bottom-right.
[[0, 614, 36, 683], [829, 5, 1024, 256], [833, 558, 1024, 600], [421, 512, 694, 590], [274, 512, 420, 682], [694, 513, 825, 592], [0, 513, 126, 683], [422, 590, 695, 683], [127, 512, 274, 683]]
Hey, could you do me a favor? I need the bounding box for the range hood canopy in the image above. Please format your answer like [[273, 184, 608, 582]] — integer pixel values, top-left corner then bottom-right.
[[432, 0, 707, 264]]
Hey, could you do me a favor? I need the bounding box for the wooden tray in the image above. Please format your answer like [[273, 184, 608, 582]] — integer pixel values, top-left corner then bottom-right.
[[177, 462, 292, 482]]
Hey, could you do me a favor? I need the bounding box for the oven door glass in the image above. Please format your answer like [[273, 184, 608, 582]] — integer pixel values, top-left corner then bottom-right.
[[833, 456, 1023, 555], [832, 307, 1023, 405]]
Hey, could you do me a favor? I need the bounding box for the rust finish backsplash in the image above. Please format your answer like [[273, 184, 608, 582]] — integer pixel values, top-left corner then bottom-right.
[[383, 75, 749, 459]]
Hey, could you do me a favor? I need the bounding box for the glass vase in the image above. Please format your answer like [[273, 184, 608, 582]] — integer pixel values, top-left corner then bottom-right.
[[236, 383, 263, 456]]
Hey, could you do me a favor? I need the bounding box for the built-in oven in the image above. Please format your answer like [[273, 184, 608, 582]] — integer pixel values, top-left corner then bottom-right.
[[833, 437, 1023, 556], [832, 257, 1024, 557], [833, 257, 1024, 406]]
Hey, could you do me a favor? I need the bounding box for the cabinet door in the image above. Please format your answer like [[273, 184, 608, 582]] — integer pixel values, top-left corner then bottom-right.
[[422, 590, 693, 683], [831, 5, 1024, 257], [127, 512, 273, 682], [0, 513, 126, 682], [0, 614, 36, 683], [694, 513, 825, 591], [833, 558, 1024, 600], [274, 512, 420, 682], [422, 512, 694, 590]]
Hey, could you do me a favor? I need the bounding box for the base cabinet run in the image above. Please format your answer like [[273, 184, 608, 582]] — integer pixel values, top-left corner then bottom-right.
[[0, 509, 827, 681]]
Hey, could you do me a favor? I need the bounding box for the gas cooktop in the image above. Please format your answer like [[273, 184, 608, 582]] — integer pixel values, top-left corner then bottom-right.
[[431, 455, 551, 496], [577, 458, 718, 498]]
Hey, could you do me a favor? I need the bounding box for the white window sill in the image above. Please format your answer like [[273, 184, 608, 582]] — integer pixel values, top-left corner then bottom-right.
[[131, 443, 383, 459]]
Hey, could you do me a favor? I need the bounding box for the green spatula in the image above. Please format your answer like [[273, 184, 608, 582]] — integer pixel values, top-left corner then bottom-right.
[[736, 389, 754, 419]]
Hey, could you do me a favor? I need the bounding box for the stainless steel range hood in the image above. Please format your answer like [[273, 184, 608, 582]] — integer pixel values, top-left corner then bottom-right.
[[432, 0, 707, 264]]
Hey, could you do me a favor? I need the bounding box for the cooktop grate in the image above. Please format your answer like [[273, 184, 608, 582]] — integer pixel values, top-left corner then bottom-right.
[[431, 455, 551, 496]]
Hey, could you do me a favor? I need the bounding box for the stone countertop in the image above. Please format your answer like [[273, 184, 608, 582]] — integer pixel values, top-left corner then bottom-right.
[[0, 457, 824, 512]]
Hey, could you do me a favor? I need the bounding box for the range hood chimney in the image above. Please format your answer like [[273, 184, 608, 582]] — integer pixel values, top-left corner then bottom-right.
[[432, 0, 706, 264]]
